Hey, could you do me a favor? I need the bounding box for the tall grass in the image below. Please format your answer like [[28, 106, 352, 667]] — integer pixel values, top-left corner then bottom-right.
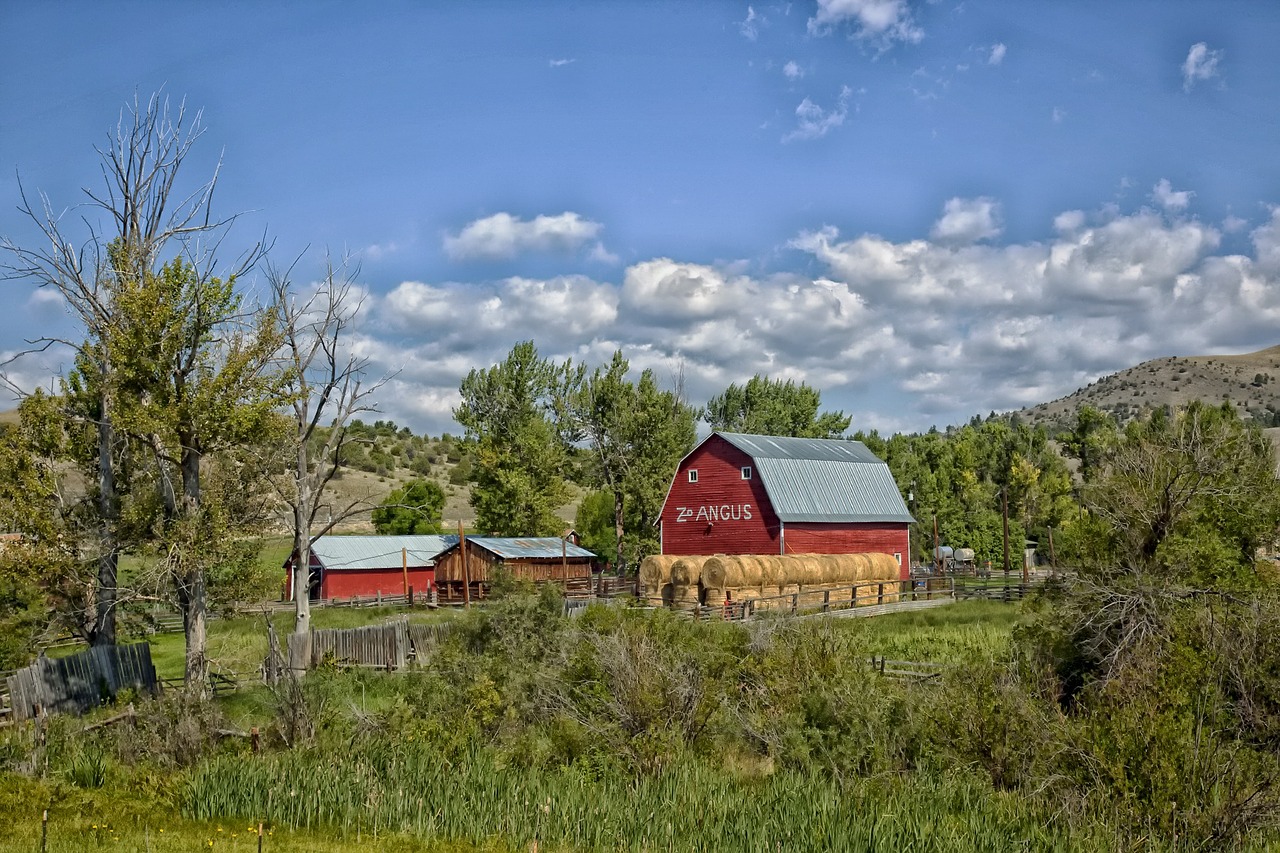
[[185, 744, 1112, 852]]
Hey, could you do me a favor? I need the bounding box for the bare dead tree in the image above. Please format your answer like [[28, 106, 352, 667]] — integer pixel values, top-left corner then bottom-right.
[[269, 252, 389, 635], [0, 92, 260, 647]]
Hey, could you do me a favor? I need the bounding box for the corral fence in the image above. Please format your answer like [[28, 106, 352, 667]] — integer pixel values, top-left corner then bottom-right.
[[867, 655, 949, 683], [689, 577, 956, 622], [3, 643, 158, 722], [286, 618, 460, 672], [952, 572, 1041, 602]]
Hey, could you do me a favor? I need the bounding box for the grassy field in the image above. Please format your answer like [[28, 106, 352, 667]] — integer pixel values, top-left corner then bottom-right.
[[10, 598, 1179, 852]]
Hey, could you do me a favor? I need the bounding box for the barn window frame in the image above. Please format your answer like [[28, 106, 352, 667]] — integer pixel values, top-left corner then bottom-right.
[[741, 466, 752, 480], [688, 469, 698, 483], [894, 552, 902, 567]]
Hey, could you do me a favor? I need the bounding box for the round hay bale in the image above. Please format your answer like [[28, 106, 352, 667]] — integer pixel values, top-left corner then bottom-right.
[[670, 583, 700, 611], [701, 556, 729, 590], [866, 552, 901, 582], [639, 555, 682, 590]]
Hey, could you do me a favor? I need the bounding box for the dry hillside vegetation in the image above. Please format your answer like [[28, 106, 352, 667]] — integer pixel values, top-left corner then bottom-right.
[[1019, 344, 1280, 432]]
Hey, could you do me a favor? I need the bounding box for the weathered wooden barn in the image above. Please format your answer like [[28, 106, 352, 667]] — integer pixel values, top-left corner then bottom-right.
[[659, 432, 915, 579], [284, 534, 458, 600], [432, 537, 598, 601]]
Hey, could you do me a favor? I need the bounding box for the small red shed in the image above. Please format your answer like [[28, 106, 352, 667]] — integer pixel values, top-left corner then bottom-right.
[[283, 534, 458, 600], [659, 432, 915, 579]]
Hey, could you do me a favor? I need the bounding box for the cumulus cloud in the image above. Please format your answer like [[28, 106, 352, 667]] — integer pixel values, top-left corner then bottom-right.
[[808, 0, 923, 46], [930, 197, 1003, 244], [311, 190, 1280, 439], [987, 43, 1007, 65], [783, 85, 852, 142], [443, 212, 605, 260], [739, 5, 760, 40], [1152, 178, 1193, 212], [1182, 42, 1223, 90], [783, 60, 804, 81]]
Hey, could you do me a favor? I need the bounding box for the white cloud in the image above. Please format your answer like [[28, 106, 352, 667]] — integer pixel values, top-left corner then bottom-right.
[[1152, 178, 1193, 212], [930, 197, 1003, 244], [808, 0, 923, 46], [443, 212, 605, 260], [1051, 106, 1066, 123], [783, 60, 804, 81], [739, 5, 760, 40], [987, 43, 1006, 65], [783, 85, 852, 142], [1182, 42, 1223, 90], [549, 58, 576, 68], [289, 189, 1280, 439]]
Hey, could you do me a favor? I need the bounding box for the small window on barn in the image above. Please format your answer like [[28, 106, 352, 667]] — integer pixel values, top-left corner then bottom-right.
[[688, 469, 698, 483], [741, 466, 752, 480], [894, 553, 902, 567]]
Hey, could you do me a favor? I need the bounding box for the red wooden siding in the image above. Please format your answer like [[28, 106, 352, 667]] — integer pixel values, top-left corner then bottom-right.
[[783, 523, 910, 580], [661, 437, 781, 555], [320, 567, 435, 599]]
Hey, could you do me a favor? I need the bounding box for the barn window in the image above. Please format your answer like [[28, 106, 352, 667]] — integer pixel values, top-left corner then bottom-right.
[[894, 553, 902, 567], [688, 469, 698, 483], [741, 466, 752, 480]]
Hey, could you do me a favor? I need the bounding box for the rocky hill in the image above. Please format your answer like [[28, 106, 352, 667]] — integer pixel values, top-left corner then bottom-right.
[[1018, 345, 1280, 433]]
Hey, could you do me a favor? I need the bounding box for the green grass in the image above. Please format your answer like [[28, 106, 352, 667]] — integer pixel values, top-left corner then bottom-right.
[[854, 599, 1020, 663], [183, 745, 1115, 852], [0, 773, 502, 852]]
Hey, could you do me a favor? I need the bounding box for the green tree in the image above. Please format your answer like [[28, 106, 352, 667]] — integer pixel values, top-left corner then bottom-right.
[[454, 341, 569, 536], [108, 254, 282, 691], [372, 479, 446, 534], [704, 374, 850, 438], [1060, 405, 1117, 484], [573, 489, 616, 562], [566, 352, 696, 569]]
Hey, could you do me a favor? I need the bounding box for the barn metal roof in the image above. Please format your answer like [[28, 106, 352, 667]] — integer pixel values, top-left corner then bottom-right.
[[717, 432, 915, 524], [310, 534, 459, 571], [465, 537, 597, 560]]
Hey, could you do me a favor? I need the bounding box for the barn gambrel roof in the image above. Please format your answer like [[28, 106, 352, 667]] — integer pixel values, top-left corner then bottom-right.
[[712, 432, 915, 524], [307, 535, 459, 571]]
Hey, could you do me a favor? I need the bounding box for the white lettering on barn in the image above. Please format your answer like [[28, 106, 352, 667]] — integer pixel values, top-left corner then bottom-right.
[[675, 504, 752, 523]]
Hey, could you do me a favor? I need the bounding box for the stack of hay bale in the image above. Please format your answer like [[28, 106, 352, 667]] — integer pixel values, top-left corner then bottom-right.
[[639, 555, 716, 609], [700, 552, 901, 612]]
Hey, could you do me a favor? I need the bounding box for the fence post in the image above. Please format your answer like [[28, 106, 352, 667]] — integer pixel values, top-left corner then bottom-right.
[[877, 583, 884, 606], [791, 592, 798, 614], [822, 589, 830, 613]]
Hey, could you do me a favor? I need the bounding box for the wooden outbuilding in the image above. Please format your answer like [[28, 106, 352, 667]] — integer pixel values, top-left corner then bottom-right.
[[659, 432, 915, 579], [283, 534, 458, 601], [432, 536, 598, 602]]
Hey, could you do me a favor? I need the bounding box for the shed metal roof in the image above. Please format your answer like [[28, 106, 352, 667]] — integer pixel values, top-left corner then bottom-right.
[[716, 432, 915, 524], [464, 537, 597, 560], [310, 535, 458, 571]]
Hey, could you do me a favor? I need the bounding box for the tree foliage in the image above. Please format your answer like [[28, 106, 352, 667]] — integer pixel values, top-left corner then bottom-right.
[[454, 341, 569, 536], [372, 479, 446, 535], [565, 351, 697, 570], [704, 375, 850, 438]]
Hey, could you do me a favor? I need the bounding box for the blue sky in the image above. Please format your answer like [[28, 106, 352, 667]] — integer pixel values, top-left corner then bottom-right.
[[3, 1, 1280, 436]]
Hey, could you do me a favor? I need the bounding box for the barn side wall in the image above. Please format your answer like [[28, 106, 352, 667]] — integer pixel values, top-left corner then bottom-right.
[[661, 437, 781, 556], [319, 567, 435, 599], [783, 522, 911, 579]]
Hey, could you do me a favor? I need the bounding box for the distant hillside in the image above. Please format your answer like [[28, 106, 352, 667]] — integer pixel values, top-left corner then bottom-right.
[[1019, 345, 1280, 433]]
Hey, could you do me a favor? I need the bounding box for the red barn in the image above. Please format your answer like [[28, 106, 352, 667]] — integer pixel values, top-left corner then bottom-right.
[[659, 432, 914, 579], [283, 534, 458, 600]]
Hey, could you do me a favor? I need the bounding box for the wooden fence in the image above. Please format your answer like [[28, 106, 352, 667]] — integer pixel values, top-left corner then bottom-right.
[[4, 643, 157, 721], [689, 578, 955, 622], [286, 618, 459, 672]]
